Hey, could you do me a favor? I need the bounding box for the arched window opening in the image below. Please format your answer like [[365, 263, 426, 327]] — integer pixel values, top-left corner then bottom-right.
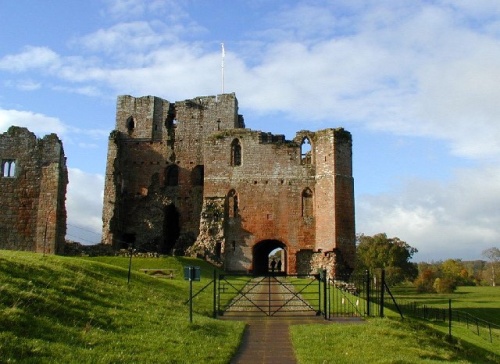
[[126, 116, 135, 132], [165, 165, 179, 186], [302, 188, 313, 218], [2, 160, 16, 178], [227, 189, 238, 218], [192, 165, 204, 186], [231, 139, 242, 166], [301, 137, 312, 165]]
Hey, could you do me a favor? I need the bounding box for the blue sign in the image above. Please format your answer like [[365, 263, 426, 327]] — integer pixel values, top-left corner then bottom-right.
[[183, 266, 201, 281]]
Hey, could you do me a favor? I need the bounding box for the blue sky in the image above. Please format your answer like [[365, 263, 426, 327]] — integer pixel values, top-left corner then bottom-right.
[[1, 0, 499, 261]]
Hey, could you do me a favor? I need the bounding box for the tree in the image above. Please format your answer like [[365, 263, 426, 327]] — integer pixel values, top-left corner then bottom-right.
[[355, 233, 418, 285], [441, 259, 474, 286], [482, 247, 500, 287]]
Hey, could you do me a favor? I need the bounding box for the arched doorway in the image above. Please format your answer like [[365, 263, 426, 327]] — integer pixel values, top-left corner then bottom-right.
[[252, 240, 287, 275]]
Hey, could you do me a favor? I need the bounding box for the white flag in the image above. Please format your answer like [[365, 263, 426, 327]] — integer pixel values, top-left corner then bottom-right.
[[221, 43, 225, 58]]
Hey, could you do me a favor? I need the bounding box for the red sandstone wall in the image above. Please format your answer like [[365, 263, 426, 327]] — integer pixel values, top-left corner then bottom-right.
[[0, 127, 67, 254]]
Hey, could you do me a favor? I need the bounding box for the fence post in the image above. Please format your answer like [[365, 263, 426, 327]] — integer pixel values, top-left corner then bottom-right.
[[380, 269, 385, 317], [213, 269, 217, 319], [268, 276, 271, 316], [217, 274, 221, 316], [366, 270, 371, 316], [323, 269, 328, 319], [317, 274, 322, 315], [448, 299, 452, 339]]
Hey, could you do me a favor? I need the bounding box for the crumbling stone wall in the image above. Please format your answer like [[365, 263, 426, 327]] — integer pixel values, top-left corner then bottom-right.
[[0, 126, 67, 254], [187, 197, 225, 265], [102, 93, 355, 275]]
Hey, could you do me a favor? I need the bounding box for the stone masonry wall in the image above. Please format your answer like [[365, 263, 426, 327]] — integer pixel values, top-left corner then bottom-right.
[[0, 126, 67, 254]]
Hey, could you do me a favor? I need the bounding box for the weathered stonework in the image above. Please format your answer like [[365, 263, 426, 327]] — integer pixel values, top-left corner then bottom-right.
[[101, 93, 355, 275], [0, 126, 68, 254]]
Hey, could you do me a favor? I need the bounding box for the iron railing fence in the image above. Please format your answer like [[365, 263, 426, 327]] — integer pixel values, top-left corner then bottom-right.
[[386, 298, 500, 344]]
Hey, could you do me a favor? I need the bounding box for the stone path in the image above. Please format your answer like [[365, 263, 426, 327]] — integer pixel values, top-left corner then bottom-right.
[[220, 277, 363, 364]]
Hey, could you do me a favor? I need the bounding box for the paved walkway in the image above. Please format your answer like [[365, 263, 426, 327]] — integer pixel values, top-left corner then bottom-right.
[[220, 277, 363, 364]]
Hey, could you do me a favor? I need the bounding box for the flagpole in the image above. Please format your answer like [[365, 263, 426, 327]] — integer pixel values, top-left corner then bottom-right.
[[221, 43, 225, 95]]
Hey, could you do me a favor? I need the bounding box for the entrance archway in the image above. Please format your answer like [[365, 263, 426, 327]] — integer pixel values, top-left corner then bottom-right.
[[252, 240, 287, 275]]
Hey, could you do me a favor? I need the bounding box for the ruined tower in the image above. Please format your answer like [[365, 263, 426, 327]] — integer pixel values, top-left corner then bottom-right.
[[102, 93, 355, 275], [0, 126, 68, 254]]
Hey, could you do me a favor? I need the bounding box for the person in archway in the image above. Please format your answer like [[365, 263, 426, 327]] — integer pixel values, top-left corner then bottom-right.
[[277, 259, 282, 272], [270, 258, 276, 273]]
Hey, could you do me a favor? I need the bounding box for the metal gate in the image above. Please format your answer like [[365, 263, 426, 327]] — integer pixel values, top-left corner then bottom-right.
[[325, 270, 390, 318], [187, 269, 390, 319], [218, 274, 321, 317]]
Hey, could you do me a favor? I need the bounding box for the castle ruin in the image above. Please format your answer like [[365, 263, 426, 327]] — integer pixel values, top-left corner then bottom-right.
[[101, 93, 355, 275], [0, 126, 68, 254]]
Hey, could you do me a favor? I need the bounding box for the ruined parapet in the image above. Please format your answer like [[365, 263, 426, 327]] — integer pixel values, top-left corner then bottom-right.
[[0, 126, 67, 254]]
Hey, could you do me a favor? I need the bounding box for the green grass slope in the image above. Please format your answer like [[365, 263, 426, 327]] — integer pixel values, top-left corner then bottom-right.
[[0, 251, 244, 363], [292, 318, 499, 364]]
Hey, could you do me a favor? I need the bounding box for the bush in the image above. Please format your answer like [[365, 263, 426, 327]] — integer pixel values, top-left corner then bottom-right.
[[433, 277, 457, 293], [414, 268, 435, 293]]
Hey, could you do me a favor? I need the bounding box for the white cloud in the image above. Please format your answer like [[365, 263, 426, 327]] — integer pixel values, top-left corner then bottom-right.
[[4, 79, 41, 91], [78, 21, 168, 55], [104, 0, 147, 19], [0, 46, 60, 72], [357, 165, 500, 261], [52, 85, 104, 97], [66, 168, 104, 244], [0, 109, 109, 152], [0, 109, 67, 135], [102, 0, 177, 20]]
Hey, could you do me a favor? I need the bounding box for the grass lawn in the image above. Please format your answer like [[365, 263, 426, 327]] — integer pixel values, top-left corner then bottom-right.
[[292, 317, 499, 364], [0, 251, 244, 363], [291, 284, 500, 364], [386, 285, 500, 361]]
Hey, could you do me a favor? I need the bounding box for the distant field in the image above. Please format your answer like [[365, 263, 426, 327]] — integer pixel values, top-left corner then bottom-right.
[[391, 285, 500, 325]]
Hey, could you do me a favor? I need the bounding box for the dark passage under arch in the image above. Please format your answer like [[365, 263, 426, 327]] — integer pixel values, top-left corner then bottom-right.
[[162, 204, 180, 254], [252, 240, 287, 275]]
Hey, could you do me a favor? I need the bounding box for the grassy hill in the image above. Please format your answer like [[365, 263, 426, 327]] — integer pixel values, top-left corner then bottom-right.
[[0, 251, 244, 363]]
